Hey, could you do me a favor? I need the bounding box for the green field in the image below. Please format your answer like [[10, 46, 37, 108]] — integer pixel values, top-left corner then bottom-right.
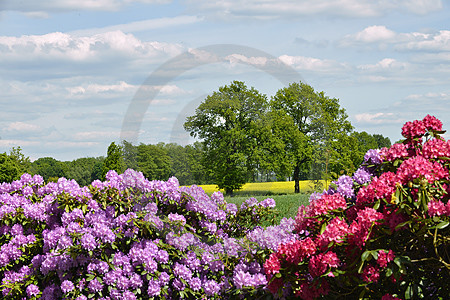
[[225, 193, 310, 223], [189, 180, 320, 222]]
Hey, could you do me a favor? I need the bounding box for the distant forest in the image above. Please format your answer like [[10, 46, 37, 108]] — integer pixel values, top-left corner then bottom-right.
[[1, 130, 390, 186]]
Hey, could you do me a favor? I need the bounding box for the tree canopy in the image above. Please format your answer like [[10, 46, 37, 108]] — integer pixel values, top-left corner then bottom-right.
[[184, 81, 268, 195]]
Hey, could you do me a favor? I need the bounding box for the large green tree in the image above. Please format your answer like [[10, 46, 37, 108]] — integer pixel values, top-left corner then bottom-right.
[[30, 157, 66, 182], [136, 143, 171, 180], [65, 157, 104, 186], [0, 153, 21, 183], [184, 81, 268, 196], [102, 142, 125, 180], [270, 81, 353, 193]]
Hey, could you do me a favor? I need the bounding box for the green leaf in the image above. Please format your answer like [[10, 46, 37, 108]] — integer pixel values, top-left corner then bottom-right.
[[435, 220, 449, 230], [320, 222, 327, 234], [361, 250, 371, 262]]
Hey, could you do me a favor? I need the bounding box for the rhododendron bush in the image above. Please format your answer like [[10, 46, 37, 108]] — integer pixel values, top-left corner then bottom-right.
[[0, 169, 296, 299], [1, 115, 449, 300], [266, 115, 449, 299]]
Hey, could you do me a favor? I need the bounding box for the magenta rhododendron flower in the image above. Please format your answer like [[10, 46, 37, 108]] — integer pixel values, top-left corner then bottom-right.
[[308, 251, 340, 277], [316, 217, 349, 250], [295, 193, 347, 231], [356, 171, 398, 205], [422, 114, 443, 131], [396, 155, 448, 184], [377, 249, 395, 268]]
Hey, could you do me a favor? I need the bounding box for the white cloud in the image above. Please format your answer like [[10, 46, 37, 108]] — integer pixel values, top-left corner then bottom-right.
[[278, 55, 348, 73], [74, 131, 121, 141], [354, 25, 396, 43], [354, 112, 400, 124], [67, 81, 136, 96], [358, 58, 409, 71], [1, 0, 171, 14], [396, 30, 450, 52], [406, 92, 450, 100], [0, 31, 183, 63], [4, 121, 42, 133], [225, 54, 268, 66], [71, 15, 203, 36], [341, 26, 450, 53], [184, 0, 443, 19]]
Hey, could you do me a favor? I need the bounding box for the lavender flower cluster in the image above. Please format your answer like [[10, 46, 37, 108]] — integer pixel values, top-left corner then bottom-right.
[[318, 149, 381, 205], [0, 169, 297, 299]]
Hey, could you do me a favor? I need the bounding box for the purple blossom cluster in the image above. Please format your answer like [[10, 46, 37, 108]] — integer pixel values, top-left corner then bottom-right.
[[0, 168, 289, 299]]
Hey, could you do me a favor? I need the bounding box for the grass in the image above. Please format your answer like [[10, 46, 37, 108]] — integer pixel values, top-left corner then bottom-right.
[[224, 193, 310, 223], [187, 180, 321, 223]]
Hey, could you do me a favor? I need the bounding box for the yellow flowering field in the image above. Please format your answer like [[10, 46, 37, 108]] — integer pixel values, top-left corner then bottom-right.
[[195, 180, 327, 195]]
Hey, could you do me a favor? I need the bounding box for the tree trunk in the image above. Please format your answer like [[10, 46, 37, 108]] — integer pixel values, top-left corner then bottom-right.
[[225, 188, 234, 197], [293, 164, 300, 193]]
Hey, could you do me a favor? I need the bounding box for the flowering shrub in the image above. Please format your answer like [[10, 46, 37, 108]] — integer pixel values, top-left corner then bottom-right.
[[265, 115, 449, 299], [0, 169, 297, 299]]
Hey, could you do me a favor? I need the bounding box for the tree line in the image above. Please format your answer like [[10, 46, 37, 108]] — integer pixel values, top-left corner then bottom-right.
[[1, 81, 390, 193]]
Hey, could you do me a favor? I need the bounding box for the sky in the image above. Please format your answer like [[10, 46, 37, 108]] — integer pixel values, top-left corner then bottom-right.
[[0, 0, 449, 161]]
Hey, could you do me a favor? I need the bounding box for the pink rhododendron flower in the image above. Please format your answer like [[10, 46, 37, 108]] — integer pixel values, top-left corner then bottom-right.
[[295, 194, 347, 231], [396, 156, 448, 184], [383, 208, 408, 232], [422, 114, 443, 131], [263, 253, 281, 275], [428, 200, 450, 217], [383, 143, 408, 162], [277, 237, 316, 265], [308, 251, 340, 278], [356, 172, 398, 205], [316, 217, 349, 250], [348, 208, 383, 248], [295, 280, 329, 300], [362, 264, 380, 283], [401, 119, 426, 138], [377, 249, 395, 268], [422, 138, 450, 159]]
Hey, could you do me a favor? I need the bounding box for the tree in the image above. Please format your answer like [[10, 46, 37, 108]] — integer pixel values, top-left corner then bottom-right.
[[9, 146, 31, 175], [373, 133, 391, 149], [65, 157, 104, 186], [0, 153, 21, 183], [30, 157, 66, 182], [136, 143, 171, 180], [270, 81, 353, 193], [102, 142, 124, 180], [121, 140, 138, 171], [184, 81, 268, 196]]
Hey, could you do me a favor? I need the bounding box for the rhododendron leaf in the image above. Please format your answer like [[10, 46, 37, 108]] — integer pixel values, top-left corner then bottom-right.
[[395, 220, 411, 230], [385, 267, 393, 277], [435, 220, 449, 229], [373, 199, 381, 210], [320, 222, 327, 234], [361, 250, 371, 262]]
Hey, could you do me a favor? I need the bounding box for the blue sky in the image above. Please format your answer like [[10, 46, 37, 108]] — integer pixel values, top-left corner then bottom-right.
[[0, 0, 449, 161]]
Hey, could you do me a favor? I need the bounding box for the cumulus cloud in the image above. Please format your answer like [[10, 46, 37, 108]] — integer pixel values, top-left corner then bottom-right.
[[278, 55, 348, 73], [358, 58, 410, 71], [340, 26, 450, 53], [396, 30, 450, 52], [4, 121, 42, 133], [354, 112, 400, 125], [0, 31, 183, 64]]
